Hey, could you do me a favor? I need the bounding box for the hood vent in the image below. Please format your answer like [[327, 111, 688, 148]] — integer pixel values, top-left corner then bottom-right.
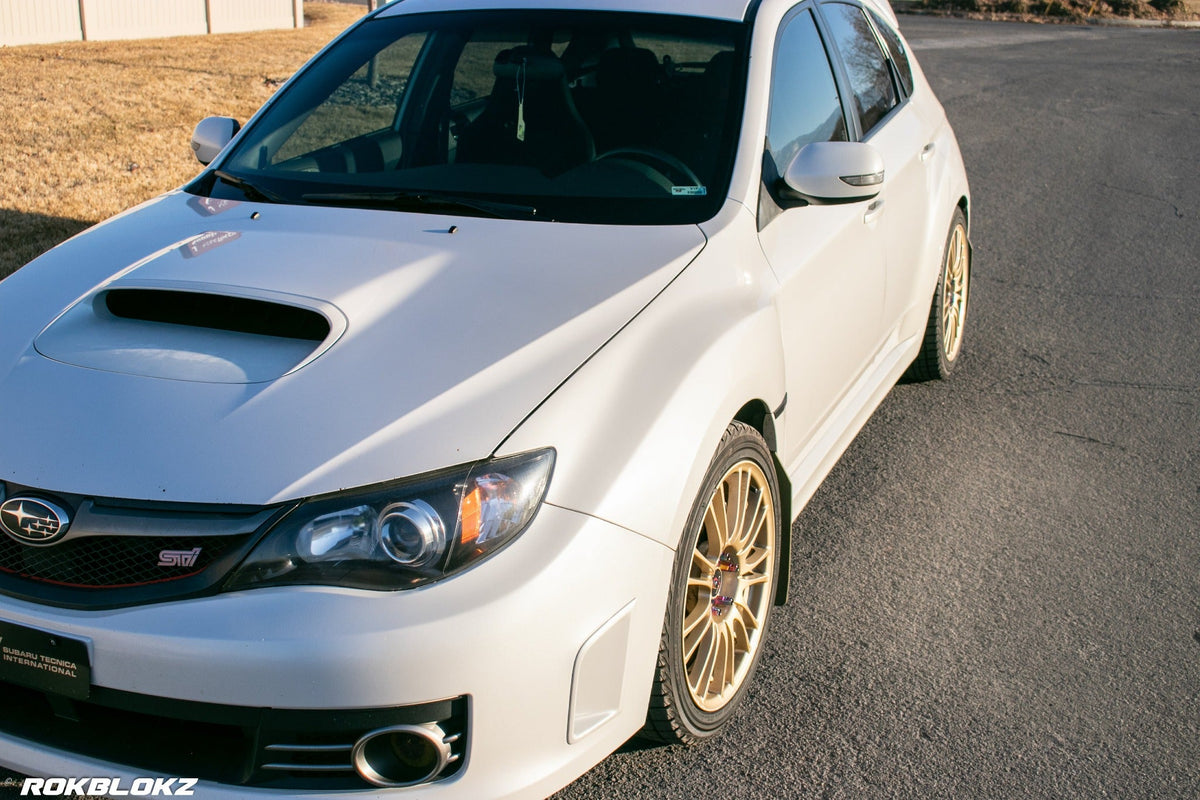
[[103, 288, 330, 342], [35, 284, 345, 384]]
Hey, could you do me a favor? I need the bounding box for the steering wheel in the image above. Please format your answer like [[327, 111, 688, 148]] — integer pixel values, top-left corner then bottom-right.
[[595, 147, 704, 188]]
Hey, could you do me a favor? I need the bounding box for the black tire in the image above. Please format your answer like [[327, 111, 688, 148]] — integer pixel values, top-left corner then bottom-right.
[[904, 208, 971, 382], [642, 421, 782, 744]]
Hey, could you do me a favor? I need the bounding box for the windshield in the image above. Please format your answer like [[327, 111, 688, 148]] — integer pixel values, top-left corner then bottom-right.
[[191, 10, 748, 225]]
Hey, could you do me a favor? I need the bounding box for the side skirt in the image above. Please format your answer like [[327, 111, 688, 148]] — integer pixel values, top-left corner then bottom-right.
[[784, 331, 921, 520]]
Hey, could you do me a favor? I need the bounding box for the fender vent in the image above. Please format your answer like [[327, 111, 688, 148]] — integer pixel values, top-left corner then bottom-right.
[[103, 289, 330, 342]]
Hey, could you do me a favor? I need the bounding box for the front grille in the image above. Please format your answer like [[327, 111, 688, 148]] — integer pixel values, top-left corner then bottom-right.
[[0, 534, 247, 588], [0, 482, 288, 609], [0, 680, 469, 790]]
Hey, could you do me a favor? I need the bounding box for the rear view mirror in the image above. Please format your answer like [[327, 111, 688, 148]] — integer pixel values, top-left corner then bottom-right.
[[190, 117, 241, 165], [780, 141, 885, 204]]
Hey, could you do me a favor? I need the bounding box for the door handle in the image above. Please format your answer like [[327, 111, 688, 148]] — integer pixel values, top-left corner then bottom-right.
[[863, 199, 884, 226], [920, 142, 937, 162]]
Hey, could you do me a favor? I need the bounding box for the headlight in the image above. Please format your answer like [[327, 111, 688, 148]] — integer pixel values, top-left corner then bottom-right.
[[225, 449, 554, 591]]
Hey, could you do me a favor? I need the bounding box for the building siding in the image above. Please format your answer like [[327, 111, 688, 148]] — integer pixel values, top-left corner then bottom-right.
[[0, 0, 81, 47], [208, 0, 296, 34], [82, 0, 207, 41], [0, 0, 301, 46]]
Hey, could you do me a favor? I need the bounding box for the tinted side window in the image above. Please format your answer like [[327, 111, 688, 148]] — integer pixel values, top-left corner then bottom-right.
[[766, 8, 847, 178], [869, 10, 913, 96], [822, 3, 897, 137]]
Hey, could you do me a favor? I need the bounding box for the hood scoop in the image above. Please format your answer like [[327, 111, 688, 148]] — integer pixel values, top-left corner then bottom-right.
[[104, 288, 330, 341], [35, 284, 345, 384]]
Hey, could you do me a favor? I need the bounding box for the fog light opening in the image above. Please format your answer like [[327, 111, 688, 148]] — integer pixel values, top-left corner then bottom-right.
[[352, 723, 452, 788]]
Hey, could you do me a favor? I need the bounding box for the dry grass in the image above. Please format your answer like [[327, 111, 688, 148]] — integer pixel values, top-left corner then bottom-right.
[[0, 2, 366, 278]]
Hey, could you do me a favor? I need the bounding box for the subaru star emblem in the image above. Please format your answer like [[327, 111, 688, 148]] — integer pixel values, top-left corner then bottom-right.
[[0, 497, 72, 545]]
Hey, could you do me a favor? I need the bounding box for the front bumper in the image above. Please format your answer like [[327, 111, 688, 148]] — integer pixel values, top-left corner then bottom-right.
[[0, 504, 674, 798]]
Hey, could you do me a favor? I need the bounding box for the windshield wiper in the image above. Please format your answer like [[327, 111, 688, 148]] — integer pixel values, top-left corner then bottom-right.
[[301, 190, 538, 219], [213, 170, 286, 204]]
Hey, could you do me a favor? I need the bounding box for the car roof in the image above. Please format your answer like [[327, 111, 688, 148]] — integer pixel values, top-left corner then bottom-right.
[[376, 0, 757, 23], [376, 0, 898, 26]]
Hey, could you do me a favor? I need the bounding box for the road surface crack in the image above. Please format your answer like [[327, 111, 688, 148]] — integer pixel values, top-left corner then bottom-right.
[[1098, 181, 1187, 219], [1052, 431, 1124, 450]]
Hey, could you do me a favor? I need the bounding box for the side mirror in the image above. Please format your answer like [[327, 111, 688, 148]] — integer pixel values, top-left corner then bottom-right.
[[779, 141, 885, 205], [190, 116, 241, 166]]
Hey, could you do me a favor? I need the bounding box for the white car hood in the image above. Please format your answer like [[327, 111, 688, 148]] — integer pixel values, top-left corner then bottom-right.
[[0, 192, 705, 504]]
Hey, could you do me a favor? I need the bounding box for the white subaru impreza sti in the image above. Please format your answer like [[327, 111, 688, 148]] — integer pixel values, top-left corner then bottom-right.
[[0, 0, 970, 795]]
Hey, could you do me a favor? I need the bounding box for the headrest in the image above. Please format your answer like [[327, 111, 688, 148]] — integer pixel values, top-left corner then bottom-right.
[[493, 47, 565, 81], [705, 50, 736, 75], [598, 47, 661, 81], [703, 50, 736, 91]]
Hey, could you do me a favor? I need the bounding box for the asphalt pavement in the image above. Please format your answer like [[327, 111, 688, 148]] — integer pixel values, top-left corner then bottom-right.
[[554, 17, 1200, 800]]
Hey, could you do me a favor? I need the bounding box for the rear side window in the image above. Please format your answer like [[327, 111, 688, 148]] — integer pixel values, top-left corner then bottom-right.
[[765, 8, 847, 179], [868, 9, 914, 96], [821, 2, 897, 137]]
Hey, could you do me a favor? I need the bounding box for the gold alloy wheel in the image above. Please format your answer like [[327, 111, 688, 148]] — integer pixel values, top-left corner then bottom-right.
[[681, 459, 776, 712], [941, 222, 970, 362]]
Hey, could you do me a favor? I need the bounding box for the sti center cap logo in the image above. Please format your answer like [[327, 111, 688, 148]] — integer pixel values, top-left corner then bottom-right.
[[0, 498, 72, 544]]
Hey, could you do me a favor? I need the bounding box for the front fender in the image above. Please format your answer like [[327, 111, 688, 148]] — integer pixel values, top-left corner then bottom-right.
[[496, 202, 786, 550]]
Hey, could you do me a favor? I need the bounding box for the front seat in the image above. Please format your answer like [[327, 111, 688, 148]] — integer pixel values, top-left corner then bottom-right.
[[455, 46, 595, 176]]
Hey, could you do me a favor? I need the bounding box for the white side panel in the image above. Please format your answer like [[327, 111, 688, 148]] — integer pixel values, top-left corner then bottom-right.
[[81, 0, 207, 41], [208, 0, 299, 34], [0, 0, 81, 46]]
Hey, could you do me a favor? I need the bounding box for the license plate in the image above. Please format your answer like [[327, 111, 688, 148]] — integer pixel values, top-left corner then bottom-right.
[[0, 620, 91, 700]]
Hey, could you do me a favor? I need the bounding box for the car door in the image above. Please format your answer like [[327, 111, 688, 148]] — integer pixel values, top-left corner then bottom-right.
[[820, 1, 933, 329], [757, 5, 888, 465]]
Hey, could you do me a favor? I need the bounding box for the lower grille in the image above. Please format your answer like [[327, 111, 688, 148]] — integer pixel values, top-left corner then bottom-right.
[[0, 680, 469, 790]]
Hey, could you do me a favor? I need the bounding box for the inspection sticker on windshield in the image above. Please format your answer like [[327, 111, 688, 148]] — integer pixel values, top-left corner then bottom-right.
[[671, 186, 707, 196]]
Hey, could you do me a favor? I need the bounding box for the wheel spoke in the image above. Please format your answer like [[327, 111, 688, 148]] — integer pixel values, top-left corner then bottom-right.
[[740, 571, 770, 588], [730, 606, 752, 645], [684, 605, 713, 659], [720, 624, 736, 693], [688, 623, 719, 696], [743, 544, 769, 572], [726, 470, 749, 547], [734, 598, 760, 631], [742, 493, 768, 551], [705, 488, 729, 552]]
